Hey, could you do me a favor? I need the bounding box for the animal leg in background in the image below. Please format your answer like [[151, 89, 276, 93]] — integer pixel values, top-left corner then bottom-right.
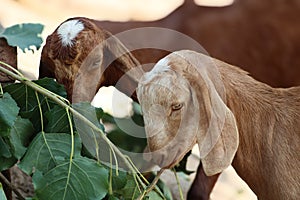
[[187, 162, 220, 199]]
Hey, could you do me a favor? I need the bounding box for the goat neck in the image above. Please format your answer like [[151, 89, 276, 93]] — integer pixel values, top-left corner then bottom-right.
[[217, 61, 300, 199]]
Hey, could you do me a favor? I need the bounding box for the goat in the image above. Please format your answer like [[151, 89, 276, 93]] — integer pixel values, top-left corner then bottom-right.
[[97, 0, 300, 88], [39, 17, 143, 103], [137, 50, 300, 200]]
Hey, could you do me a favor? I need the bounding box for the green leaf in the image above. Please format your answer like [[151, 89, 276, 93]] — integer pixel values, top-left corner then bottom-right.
[[0, 137, 12, 158], [19, 133, 81, 175], [8, 116, 35, 159], [36, 78, 67, 98], [146, 190, 164, 200], [33, 157, 109, 200], [4, 78, 67, 131], [157, 179, 173, 200], [45, 106, 71, 133], [0, 182, 7, 200], [0, 23, 44, 52], [0, 155, 17, 171], [0, 93, 19, 136], [73, 103, 105, 158], [0, 136, 17, 171], [4, 78, 67, 111], [73, 102, 104, 131], [111, 170, 127, 191], [107, 195, 119, 200], [117, 174, 141, 200]]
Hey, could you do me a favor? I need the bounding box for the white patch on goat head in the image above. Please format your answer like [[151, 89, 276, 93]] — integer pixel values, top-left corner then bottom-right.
[[57, 19, 84, 46], [144, 57, 171, 81]]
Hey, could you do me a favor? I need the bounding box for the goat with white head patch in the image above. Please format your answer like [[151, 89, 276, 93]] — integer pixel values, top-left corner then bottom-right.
[[137, 50, 300, 199]]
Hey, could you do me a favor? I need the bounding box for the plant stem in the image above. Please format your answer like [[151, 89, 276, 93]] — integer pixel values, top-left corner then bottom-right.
[[136, 169, 165, 200], [0, 62, 170, 198], [0, 62, 150, 192], [0, 172, 26, 200], [0, 83, 3, 96], [0, 63, 137, 174], [172, 168, 184, 200]]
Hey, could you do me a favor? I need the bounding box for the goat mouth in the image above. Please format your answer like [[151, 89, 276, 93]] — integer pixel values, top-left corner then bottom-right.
[[161, 150, 186, 169], [162, 143, 196, 169]]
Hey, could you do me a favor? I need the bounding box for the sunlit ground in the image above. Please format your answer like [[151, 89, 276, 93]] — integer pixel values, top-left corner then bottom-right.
[[0, 0, 256, 199]]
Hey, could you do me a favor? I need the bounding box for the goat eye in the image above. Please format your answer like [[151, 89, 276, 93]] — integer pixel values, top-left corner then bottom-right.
[[171, 103, 183, 111]]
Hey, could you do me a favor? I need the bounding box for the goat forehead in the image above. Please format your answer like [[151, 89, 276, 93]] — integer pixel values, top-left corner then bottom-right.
[[142, 75, 189, 104], [57, 19, 85, 46]]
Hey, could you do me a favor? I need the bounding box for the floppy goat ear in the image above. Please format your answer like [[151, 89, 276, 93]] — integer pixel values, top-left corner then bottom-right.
[[173, 50, 239, 176], [101, 32, 144, 100]]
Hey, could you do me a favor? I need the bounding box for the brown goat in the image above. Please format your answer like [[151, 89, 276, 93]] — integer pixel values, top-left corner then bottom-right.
[[97, 0, 300, 88], [39, 18, 143, 103], [137, 50, 300, 200]]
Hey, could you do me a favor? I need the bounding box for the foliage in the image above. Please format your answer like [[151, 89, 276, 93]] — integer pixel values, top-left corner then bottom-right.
[[0, 23, 44, 52], [0, 74, 172, 200], [0, 23, 189, 196]]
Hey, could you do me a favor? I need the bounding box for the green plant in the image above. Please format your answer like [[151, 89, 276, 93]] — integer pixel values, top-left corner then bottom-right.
[[0, 23, 188, 199], [0, 23, 43, 52], [0, 62, 174, 200]]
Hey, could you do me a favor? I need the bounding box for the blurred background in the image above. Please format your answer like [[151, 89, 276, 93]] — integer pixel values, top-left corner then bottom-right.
[[0, 0, 257, 199]]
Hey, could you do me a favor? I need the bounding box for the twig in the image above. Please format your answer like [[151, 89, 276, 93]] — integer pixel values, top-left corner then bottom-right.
[[0, 62, 137, 175], [172, 168, 184, 200], [136, 168, 165, 200], [0, 62, 150, 193], [0, 62, 169, 198], [0, 172, 26, 200]]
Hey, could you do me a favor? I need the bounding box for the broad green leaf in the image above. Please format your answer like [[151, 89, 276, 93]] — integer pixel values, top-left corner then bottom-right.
[[146, 190, 164, 200], [0, 137, 17, 170], [0, 137, 11, 158], [0, 93, 19, 136], [0, 23, 44, 52], [4, 78, 67, 112], [157, 179, 173, 200], [19, 133, 81, 175], [107, 195, 119, 200], [8, 117, 35, 159], [0, 155, 17, 171], [45, 106, 71, 133], [117, 174, 141, 200], [36, 78, 67, 98], [4, 78, 67, 131], [33, 157, 109, 200], [0, 182, 7, 200], [73, 103, 105, 158], [111, 170, 127, 191], [73, 102, 104, 131]]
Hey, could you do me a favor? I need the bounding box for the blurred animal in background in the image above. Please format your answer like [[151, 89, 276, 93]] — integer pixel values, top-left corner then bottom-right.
[[97, 0, 300, 88]]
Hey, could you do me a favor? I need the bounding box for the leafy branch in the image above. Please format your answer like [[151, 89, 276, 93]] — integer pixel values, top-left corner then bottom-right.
[[0, 61, 168, 199]]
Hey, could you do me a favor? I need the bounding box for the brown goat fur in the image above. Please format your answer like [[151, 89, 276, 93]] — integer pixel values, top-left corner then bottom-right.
[[137, 50, 300, 199], [97, 0, 300, 88], [40, 17, 142, 103]]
